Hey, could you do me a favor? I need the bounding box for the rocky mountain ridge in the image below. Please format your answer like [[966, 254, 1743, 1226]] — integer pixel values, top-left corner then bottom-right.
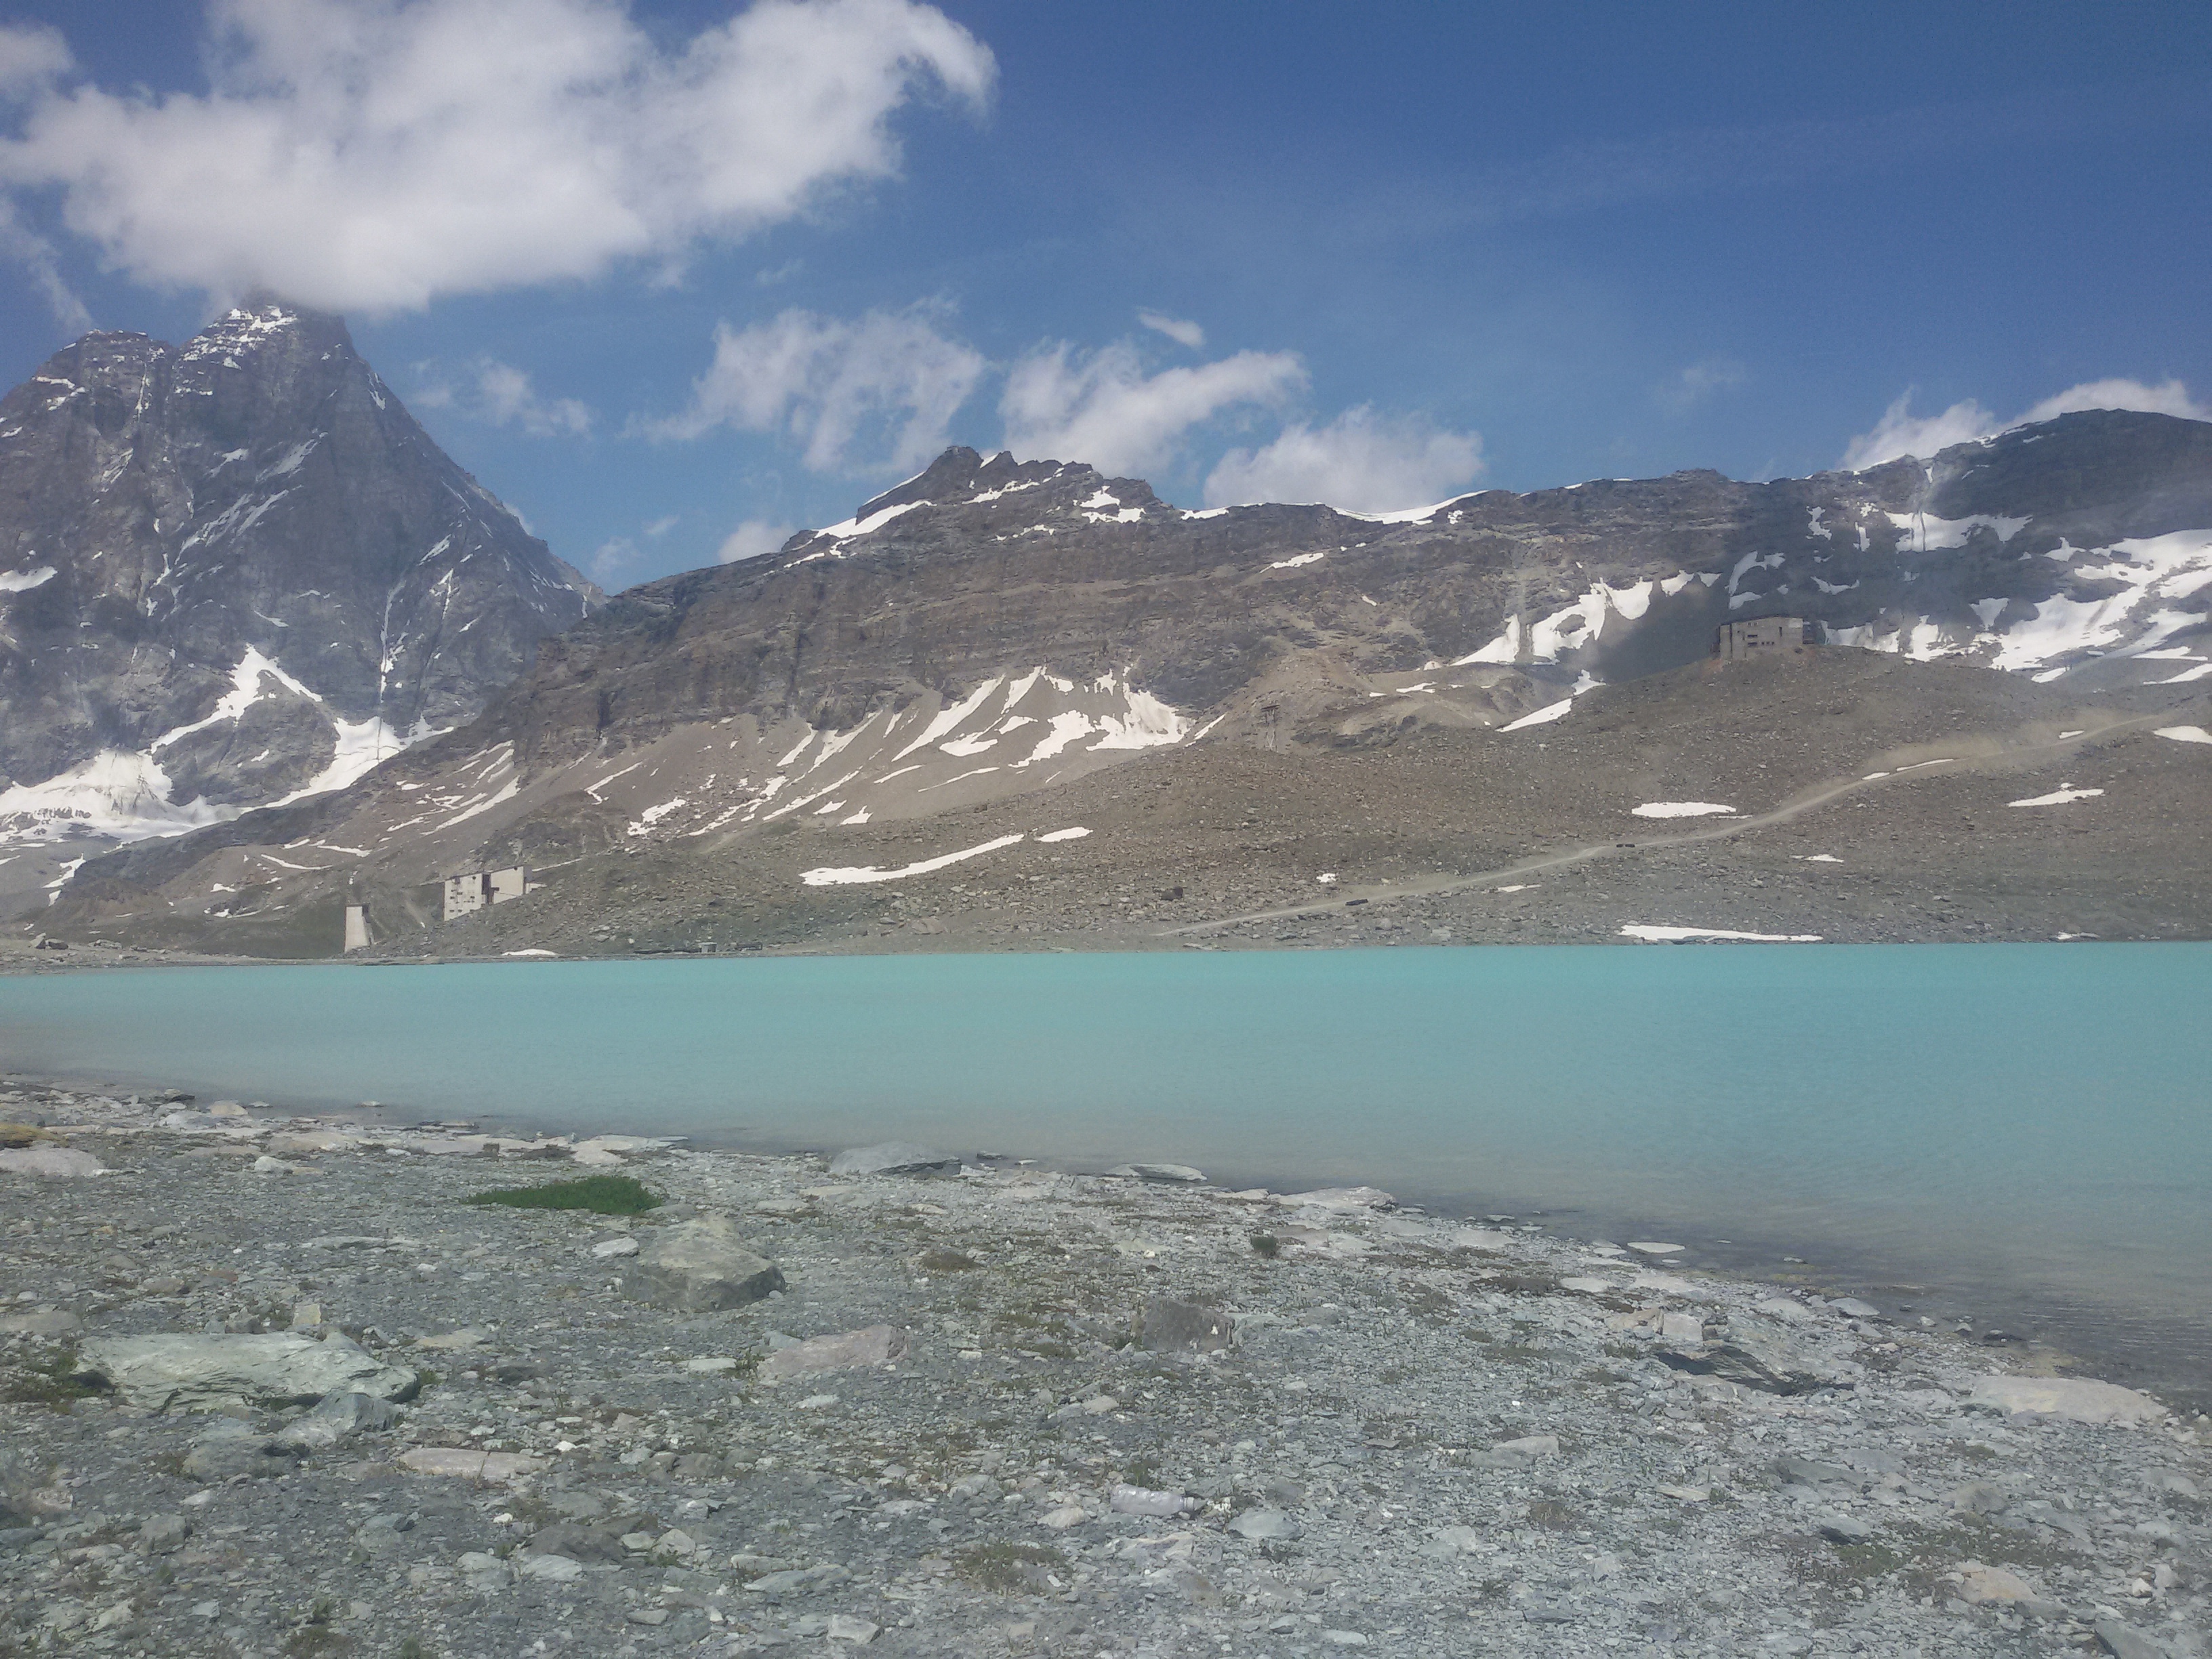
[[0, 302, 598, 857], [33, 409, 2212, 952]]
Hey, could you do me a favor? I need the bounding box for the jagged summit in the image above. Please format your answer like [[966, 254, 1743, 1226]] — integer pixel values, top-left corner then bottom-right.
[[0, 304, 599, 856], [781, 448, 1168, 564]]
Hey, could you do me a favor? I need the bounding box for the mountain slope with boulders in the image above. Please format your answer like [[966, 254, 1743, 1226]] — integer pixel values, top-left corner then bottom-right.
[[0, 302, 598, 908], [31, 411, 2212, 955]]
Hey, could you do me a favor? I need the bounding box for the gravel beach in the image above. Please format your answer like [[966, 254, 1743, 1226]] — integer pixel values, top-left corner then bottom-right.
[[2, 1080, 2206, 1659]]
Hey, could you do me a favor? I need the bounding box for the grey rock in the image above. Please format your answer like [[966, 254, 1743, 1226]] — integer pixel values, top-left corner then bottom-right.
[[743, 1564, 851, 1597], [1776, 1456, 1858, 1489], [1138, 1297, 1236, 1353], [0, 1450, 68, 1525], [1227, 1507, 1301, 1541], [0, 1308, 82, 1336], [1109, 1483, 1204, 1517], [623, 1216, 785, 1312], [517, 1553, 585, 1583], [1948, 1480, 2009, 1515], [825, 1142, 960, 1178], [270, 1389, 401, 1451], [181, 1421, 300, 1481], [1659, 1318, 1845, 1394], [524, 1524, 626, 1563], [757, 1324, 908, 1382], [77, 1332, 419, 1412], [1494, 1435, 1561, 1460], [2095, 1618, 2172, 1659], [1816, 1515, 1874, 1543], [1967, 1374, 2165, 1425], [1659, 1311, 1704, 1344], [0, 1145, 105, 1178], [1827, 1297, 1883, 1319], [1105, 1163, 1206, 1184], [137, 1514, 192, 1553]]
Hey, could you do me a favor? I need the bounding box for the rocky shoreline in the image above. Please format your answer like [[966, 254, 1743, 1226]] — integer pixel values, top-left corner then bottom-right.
[[3, 1079, 2207, 1659]]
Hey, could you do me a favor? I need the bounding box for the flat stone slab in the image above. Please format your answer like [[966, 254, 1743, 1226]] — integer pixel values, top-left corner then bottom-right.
[[1969, 1374, 2165, 1425], [397, 1448, 548, 1483], [0, 1308, 82, 1336], [758, 1324, 909, 1382], [1276, 1186, 1393, 1210], [0, 1144, 105, 1177], [77, 1332, 419, 1413], [1660, 1318, 1845, 1395], [1105, 1162, 1206, 1183], [1109, 1483, 1203, 1517], [826, 1141, 961, 1177], [624, 1216, 785, 1311], [1227, 1507, 1300, 1540]]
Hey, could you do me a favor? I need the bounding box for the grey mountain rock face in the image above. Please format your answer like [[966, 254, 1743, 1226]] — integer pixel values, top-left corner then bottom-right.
[[0, 302, 596, 844], [41, 410, 2212, 955], [494, 415, 2212, 774]]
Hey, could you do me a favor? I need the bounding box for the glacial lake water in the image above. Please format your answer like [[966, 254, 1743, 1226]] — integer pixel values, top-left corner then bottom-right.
[[5, 943, 2207, 1406]]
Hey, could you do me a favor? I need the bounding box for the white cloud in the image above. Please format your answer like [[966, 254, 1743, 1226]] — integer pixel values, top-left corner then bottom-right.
[[590, 537, 641, 582], [0, 197, 89, 331], [0, 0, 994, 312], [0, 24, 72, 96], [589, 510, 695, 583], [1656, 355, 1747, 414], [415, 357, 592, 437], [1000, 340, 1305, 476], [656, 306, 984, 473], [718, 519, 796, 562], [2018, 377, 2207, 426], [1136, 310, 1204, 349], [1842, 377, 2209, 469], [1203, 405, 1485, 514], [1839, 392, 2001, 471]]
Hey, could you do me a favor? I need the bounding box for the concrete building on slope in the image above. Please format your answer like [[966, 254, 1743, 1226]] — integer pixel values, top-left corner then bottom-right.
[[1715, 616, 1821, 661], [442, 867, 527, 922]]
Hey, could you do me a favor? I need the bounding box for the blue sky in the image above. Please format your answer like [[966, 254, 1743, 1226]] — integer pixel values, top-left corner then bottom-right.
[[2, 1, 2207, 590]]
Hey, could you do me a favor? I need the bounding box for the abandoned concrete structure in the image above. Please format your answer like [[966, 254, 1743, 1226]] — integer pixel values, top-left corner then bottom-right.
[[1715, 616, 1820, 660], [343, 904, 370, 954], [441, 867, 527, 922]]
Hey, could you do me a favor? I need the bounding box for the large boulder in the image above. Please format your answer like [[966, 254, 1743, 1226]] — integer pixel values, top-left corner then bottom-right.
[[624, 1216, 785, 1311], [1968, 1374, 2165, 1426], [76, 1332, 418, 1413], [0, 1145, 105, 1178], [826, 1142, 961, 1177]]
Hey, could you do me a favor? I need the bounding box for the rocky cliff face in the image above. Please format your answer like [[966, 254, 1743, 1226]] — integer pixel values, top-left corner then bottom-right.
[[0, 302, 598, 846], [493, 413, 2212, 776]]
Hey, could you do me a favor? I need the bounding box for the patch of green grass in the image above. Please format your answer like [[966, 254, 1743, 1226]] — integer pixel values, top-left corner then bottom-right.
[[462, 1174, 661, 1215], [1525, 1499, 1580, 1531], [954, 1541, 1067, 1593], [1, 1344, 102, 1408]]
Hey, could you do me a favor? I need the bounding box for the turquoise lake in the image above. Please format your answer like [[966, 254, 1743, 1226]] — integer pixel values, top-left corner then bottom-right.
[[5, 943, 2207, 1404]]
